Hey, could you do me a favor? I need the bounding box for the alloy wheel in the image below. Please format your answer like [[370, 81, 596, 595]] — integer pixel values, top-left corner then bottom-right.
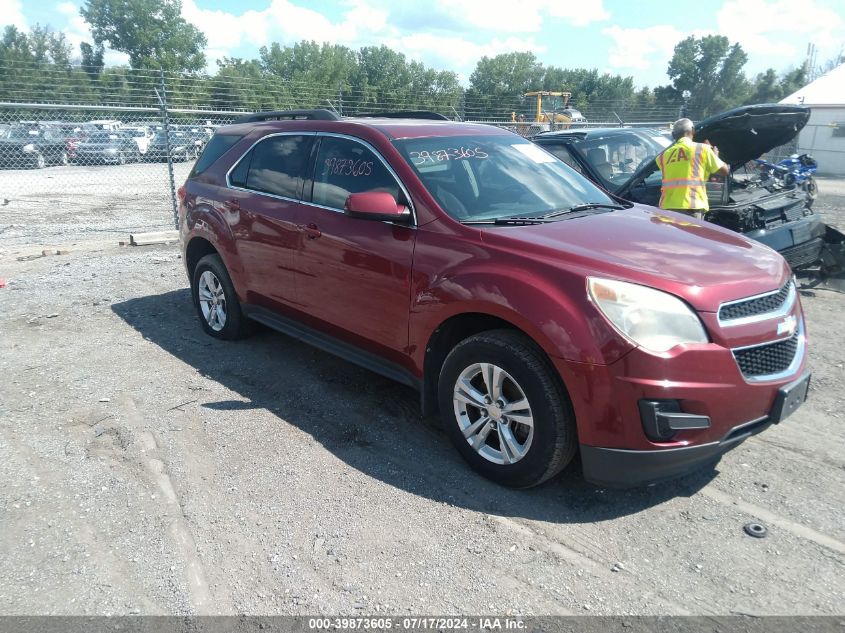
[[452, 362, 534, 465], [198, 270, 227, 332]]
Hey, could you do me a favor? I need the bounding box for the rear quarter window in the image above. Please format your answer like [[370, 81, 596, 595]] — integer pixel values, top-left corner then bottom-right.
[[191, 133, 242, 177]]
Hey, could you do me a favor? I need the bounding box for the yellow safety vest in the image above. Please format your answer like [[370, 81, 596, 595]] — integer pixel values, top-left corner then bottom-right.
[[656, 137, 724, 211]]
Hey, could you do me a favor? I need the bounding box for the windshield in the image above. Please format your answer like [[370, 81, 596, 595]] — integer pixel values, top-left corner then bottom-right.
[[569, 130, 670, 190], [393, 135, 615, 222]]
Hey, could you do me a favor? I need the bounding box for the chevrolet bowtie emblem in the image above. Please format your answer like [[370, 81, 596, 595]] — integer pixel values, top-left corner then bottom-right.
[[777, 314, 798, 336]]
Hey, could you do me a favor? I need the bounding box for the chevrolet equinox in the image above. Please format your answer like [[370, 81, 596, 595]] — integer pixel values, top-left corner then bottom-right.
[[178, 109, 810, 488]]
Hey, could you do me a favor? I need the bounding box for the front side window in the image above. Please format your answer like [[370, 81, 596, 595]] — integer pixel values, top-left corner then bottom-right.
[[572, 132, 670, 189], [541, 143, 583, 173], [311, 136, 401, 210], [244, 134, 313, 199], [393, 135, 614, 221]]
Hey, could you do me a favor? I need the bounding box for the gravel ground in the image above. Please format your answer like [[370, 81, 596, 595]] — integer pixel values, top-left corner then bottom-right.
[[0, 176, 843, 616]]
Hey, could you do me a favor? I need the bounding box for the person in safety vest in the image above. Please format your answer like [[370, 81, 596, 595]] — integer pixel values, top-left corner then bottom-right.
[[656, 118, 729, 220]]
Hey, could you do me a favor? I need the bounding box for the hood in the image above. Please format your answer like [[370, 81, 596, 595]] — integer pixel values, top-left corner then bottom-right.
[[693, 103, 810, 167], [479, 205, 789, 312]]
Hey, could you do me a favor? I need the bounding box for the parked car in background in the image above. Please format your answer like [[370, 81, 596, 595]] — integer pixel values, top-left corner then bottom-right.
[[123, 126, 155, 155], [86, 119, 122, 131], [532, 104, 845, 272], [145, 131, 197, 162], [76, 131, 141, 165], [0, 124, 70, 169], [178, 109, 810, 489], [43, 123, 87, 163]]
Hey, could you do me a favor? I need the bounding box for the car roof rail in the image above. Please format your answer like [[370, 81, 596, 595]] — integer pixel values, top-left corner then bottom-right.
[[234, 109, 341, 123], [352, 111, 450, 121]]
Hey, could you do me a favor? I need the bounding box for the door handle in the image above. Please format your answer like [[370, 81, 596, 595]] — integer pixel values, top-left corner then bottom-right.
[[224, 199, 240, 211], [303, 223, 321, 239]]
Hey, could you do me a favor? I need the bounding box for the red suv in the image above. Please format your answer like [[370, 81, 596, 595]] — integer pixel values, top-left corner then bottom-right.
[[179, 109, 810, 488]]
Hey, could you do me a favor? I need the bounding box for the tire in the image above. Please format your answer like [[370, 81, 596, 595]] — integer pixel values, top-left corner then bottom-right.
[[191, 254, 251, 340], [437, 329, 577, 488]]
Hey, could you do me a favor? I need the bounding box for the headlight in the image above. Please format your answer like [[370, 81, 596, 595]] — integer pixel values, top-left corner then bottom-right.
[[587, 277, 708, 353], [105, 148, 117, 153], [22, 143, 35, 152]]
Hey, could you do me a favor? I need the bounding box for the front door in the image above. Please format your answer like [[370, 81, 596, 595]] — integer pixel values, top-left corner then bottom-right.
[[295, 135, 416, 363]]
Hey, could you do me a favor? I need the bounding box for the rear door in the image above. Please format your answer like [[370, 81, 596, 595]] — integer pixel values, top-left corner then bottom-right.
[[227, 132, 315, 310], [294, 134, 416, 363]]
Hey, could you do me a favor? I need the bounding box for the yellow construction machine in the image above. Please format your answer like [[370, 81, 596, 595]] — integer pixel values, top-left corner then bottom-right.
[[512, 91, 575, 127]]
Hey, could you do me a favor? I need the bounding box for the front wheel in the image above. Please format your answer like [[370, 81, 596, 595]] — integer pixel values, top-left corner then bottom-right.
[[191, 254, 251, 340], [438, 329, 577, 488]]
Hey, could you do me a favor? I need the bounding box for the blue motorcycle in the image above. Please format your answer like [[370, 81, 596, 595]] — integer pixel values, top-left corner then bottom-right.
[[755, 153, 819, 205]]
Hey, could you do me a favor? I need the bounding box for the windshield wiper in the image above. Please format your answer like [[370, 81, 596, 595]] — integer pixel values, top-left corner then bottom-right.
[[460, 202, 626, 226], [551, 202, 626, 216], [461, 217, 547, 225]]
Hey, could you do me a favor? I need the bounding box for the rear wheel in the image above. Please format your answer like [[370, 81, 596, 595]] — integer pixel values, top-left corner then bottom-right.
[[438, 329, 577, 488], [191, 254, 251, 340]]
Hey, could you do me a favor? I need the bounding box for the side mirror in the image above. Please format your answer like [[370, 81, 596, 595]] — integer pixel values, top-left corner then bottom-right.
[[344, 192, 411, 222]]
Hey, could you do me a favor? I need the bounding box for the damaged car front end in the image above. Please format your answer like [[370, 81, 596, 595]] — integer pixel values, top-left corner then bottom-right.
[[533, 104, 845, 273]]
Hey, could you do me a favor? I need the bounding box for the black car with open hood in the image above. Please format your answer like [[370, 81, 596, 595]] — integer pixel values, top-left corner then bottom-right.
[[693, 104, 811, 168], [532, 104, 844, 272]]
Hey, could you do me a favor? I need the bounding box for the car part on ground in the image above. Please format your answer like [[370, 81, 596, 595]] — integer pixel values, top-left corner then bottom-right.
[[178, 109, 810, 488], [532, 104, 845, 273]]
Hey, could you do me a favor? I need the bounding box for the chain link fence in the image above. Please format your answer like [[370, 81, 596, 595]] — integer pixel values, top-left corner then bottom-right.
[[0, 63, 691, 244]]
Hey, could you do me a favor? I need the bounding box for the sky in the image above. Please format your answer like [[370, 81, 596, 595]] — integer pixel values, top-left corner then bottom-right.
[[3, 0, 844, 87]]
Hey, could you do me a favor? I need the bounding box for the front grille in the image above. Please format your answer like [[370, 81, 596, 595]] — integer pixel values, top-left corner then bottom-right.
[[782, 237, 824, 270], [719, 280, 793, 322], [733, 331, 799, 379]]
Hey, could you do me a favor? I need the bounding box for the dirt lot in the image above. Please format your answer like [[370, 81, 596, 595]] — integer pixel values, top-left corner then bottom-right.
[[0, 173, 843, 616]]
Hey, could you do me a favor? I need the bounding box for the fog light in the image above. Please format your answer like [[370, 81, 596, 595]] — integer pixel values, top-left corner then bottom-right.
[[639, 399, 710, 442]]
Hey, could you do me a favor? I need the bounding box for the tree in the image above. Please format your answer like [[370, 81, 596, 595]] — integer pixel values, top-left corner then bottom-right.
[[80, 0, 207, 73], [666, 35, 750, 116], [746, 66, 807, 104], [80, 42, 105, 80], [466, 52, 544, 117]]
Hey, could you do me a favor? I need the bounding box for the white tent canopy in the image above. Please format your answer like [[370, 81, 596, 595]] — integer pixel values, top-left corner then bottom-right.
[[781, 63, 845, 106]]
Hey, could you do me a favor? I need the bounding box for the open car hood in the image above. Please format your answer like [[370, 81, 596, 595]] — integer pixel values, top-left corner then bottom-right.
[[615, 104, 811, 196], [693, 103, 810, 167]]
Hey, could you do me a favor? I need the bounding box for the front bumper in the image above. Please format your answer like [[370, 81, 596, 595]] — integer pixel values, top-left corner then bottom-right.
[[581, 371, 810, 487], [552, 302, 809, 487]]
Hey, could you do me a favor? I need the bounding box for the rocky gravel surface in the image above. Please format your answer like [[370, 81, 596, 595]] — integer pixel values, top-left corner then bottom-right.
[[0, 177, 843, 616]]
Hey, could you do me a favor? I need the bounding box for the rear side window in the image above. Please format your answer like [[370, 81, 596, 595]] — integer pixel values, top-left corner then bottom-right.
[[243, 134, 313, 199], [191, 133, 241, 177], [311, 136, 400, 209]]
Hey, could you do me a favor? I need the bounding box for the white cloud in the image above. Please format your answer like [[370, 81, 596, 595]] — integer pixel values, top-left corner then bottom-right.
[[716, 0, 844, 60], [602, 25, 685, 70], [428, 0, 609, 32], [0, 0, 27, 30], [52, 1, 131, 66], [546, 0, 610, 27], [391, 32, 547, 82]]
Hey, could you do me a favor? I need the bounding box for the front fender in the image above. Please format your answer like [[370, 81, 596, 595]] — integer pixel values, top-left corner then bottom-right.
[[409, 265, 633, 372]]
